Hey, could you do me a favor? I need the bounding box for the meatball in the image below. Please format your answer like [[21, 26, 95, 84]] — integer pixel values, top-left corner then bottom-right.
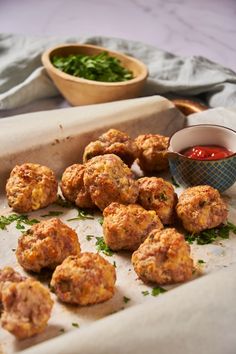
[[60, 164, 94, 208], [83, 129, 138, 167], [135, 134, 169, 172], [16, 218, 81, 273], [103, 202, 163, 251], [132, 228, 193, 285], [176, 185, 228, 233], [51, 253, 116, 305], [0, 267, 26, 302], [1, 278, 53, 339], [84, 154, 139, 210], [138, 177, 177, 225], [6, 163, 58, 212]]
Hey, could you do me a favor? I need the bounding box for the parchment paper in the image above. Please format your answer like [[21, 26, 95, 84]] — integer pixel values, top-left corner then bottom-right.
[[0, 96, 235, 354]]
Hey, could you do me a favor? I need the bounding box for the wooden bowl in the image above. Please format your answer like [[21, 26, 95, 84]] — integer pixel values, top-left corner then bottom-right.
[[42, 43, 148, 106]]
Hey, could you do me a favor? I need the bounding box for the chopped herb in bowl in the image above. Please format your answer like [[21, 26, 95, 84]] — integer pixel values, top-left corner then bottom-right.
[[52, 51, 134, 82]]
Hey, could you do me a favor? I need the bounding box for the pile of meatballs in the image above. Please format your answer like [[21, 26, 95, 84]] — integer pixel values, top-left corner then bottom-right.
[[0, 129, 228, 340]]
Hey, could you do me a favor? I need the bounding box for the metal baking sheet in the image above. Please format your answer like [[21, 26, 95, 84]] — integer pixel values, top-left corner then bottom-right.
[[0, 96, 235, 354]]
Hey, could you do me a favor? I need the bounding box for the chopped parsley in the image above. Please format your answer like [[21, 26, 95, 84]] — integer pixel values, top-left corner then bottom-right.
[[0, 214, 39, 231], [185, 221, 236, 245], [72, 322, 80, 328], [54, 195, 73, 208], [142, 290, 149, 296], [151, 287, 167, 297], [86, 235, 94, 241], [98, 217, 104, 226], [52, 52, 134, 83], [171, 176, 180, 188], [198, 259, 206, 264], [123, 296, 131, 304], [41, 210, 64, 217], [113, 261, 117, 268], [95, 237, 114, 256], [67, 209, 94, 222], [159, 192, 168, 202]]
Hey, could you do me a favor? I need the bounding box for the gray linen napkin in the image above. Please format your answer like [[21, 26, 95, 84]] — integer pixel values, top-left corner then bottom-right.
[[1, 33, 236, 111]]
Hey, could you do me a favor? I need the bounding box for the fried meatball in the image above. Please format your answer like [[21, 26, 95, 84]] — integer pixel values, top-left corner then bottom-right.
[[176, 185, 228, 233], [1, 278, 53, 339], [132, 228, 193, 285], [51, 253, 116, 305], [103, 202, 163, 251], [83, 129, 138, 167], [6, 163, 58, 213], [138, 177, 177, 225], [60, 164, 94, 208], [84, 154, 139, 210], [16, 218, 81, 273], [0, 267, 26, 302], [135, 134, 169, 172]]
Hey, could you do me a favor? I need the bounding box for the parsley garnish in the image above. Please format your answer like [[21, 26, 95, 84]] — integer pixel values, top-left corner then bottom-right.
[[95, 237, 114, 256], [113, 261, 117, 268], [159, 192, 167, 201], [142, 290, 149, 296], [151, 287, 167, 297], [41, 211, 64, 217], [98, 217, 104, 226], [185, 221, 236, 245], [123, 296, 131, 304], [86, 235, 94, 241], [171, 176, 180, 188], [0, 214, 39, 231], [67, 209, 94, 221], [54, 195, 73, 208], [198, 259, 206, 264], [52, 52, 134, 83], [72, 322, 79, 328]]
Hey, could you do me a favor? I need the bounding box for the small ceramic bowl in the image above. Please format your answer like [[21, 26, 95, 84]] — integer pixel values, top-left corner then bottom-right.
[[41, 43, 148, 106], [168, 124, 236, 192]]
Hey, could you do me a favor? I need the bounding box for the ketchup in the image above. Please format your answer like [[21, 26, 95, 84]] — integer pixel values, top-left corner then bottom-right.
[[181, 145, 233, 160]]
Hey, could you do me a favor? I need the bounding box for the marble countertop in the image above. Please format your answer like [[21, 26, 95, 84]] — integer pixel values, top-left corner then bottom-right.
[[1, 0, 236, 71], [0, 0, 235, 118]]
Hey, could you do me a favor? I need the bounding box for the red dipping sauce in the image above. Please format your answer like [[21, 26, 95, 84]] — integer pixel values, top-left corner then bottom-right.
[[181, 145, 233, 160]]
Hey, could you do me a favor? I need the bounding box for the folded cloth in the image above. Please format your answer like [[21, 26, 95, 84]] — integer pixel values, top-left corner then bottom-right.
[[0, 33, 236, 111]]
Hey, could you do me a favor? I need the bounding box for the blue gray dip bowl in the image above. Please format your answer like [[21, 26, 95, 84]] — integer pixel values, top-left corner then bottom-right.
[[168, 125, 236, 193]]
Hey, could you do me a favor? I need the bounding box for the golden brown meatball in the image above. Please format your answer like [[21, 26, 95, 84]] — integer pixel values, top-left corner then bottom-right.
[[0, 267, 26, 302], [51, 253, 116, 305], [16, 218, 81, 273], [1, 278, 53, 339], [135, 134, 169, 172], [132, 228, 193, 285], [176, 185, 228, 233], [83, 129, 138, 167], [60, 164, 94, 208], [6, 163, 58, 213], [103, 202, 163, 251], [138, 177, 177, 225], [84, 154, 139, 210]]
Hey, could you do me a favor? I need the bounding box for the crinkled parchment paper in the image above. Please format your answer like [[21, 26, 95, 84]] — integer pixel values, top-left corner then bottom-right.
[[0, 96, 235, 354]]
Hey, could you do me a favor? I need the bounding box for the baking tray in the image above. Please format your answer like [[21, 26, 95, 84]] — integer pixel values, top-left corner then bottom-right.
[[0, 96, 235, 354]]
